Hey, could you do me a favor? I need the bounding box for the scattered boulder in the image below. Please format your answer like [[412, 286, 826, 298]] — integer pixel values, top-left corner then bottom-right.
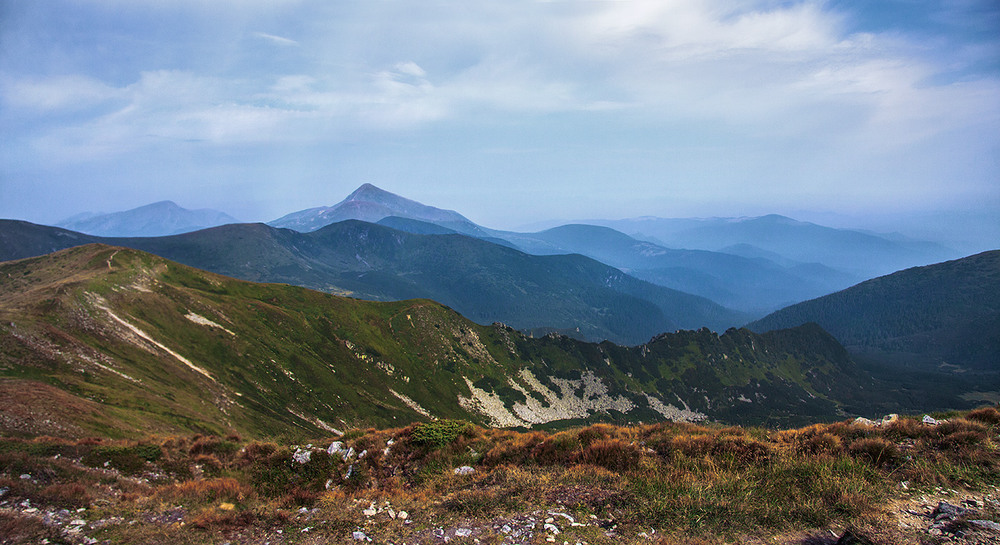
[[292, 448, 311, 464]]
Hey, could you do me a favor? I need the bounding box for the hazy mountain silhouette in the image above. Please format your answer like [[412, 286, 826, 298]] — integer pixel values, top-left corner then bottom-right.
[[57, 200, 239, 237]]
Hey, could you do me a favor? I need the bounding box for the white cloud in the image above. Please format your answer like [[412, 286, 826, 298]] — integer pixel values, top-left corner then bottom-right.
[[2, 75, 123, 111], [6, 0, 998, 197], [253, 32, 299, 47]]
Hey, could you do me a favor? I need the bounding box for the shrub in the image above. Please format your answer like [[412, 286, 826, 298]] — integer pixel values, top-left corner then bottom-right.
[[192, 454, 223, 477], [238, 441, 279, 464], [411, 420, 474, 449]]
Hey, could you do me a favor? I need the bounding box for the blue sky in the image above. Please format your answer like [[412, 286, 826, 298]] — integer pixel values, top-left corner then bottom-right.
[[1, 0, 997, 244]]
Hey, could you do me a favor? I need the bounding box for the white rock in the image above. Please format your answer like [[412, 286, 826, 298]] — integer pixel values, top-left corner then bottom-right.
[[923, 415, 940, 425], [292, 448, 312, 464], [352, 530, 370, 541], [328, 441, 344, 455], [455, 528, 472, 537], [878, 414, 899, 426], [397, 510, 408, 520], [454, 466, 475, 475], [549, 511, 575, 524]]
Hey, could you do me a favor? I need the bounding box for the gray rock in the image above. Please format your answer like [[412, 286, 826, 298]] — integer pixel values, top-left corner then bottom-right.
[[292, 448, 312, 464], [970, 520, 1000, 532]]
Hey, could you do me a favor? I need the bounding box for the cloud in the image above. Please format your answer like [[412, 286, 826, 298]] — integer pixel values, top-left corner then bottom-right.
[[253, 32, 299, 47], [1, 75, 123, 111], [3, 0, 997, 221]]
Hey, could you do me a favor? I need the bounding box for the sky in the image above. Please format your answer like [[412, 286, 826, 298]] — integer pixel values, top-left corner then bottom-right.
[[1, 0, 998, 247]]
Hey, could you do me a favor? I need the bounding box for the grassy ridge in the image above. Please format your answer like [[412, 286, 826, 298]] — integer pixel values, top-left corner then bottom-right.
[[1, 245, 880, 440]]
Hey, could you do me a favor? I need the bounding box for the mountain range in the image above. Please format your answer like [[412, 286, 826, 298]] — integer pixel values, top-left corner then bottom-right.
[[0, 244, 881, 438], [582, 215, 959, 279], [0, 219, 744, 346], [35, 184, 961, 317], [56, 200, 239, 237], [265, 185, 933, 313]]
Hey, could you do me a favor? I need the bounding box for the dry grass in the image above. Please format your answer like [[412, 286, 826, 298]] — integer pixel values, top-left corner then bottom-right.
[[1, 407, 998, 543]]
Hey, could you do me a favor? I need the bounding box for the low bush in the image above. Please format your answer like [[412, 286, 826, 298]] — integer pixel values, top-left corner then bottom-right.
[[410, 420, 475, 449]]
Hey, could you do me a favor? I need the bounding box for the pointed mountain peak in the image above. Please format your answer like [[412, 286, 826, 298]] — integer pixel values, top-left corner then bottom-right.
[[270, 183, 483, 234], [344, 183, 391, 202], [140, 200, 184, 211]]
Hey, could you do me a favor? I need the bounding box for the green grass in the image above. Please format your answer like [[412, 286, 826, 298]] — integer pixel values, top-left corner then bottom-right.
[[0, 244, 902, 444]]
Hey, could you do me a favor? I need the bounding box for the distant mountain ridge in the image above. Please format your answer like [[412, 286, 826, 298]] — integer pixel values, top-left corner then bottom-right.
[[748, 250, 1000, 370], [57, 200, 239, 237], [585, 214, 959, 279], [274, 185, 863, 313], [15, 184, 962, 321], [0, 219, 746, 345], [524, 223, 858, 313]]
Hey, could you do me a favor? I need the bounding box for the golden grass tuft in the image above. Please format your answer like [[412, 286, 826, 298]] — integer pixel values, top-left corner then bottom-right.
[[160, 477, 253, 504], [576, 438, 643, 471]]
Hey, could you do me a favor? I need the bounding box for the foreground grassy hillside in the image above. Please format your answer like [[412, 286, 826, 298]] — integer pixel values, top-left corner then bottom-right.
[[1, 411, 999, 544], [1, 245, 876, 440]]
